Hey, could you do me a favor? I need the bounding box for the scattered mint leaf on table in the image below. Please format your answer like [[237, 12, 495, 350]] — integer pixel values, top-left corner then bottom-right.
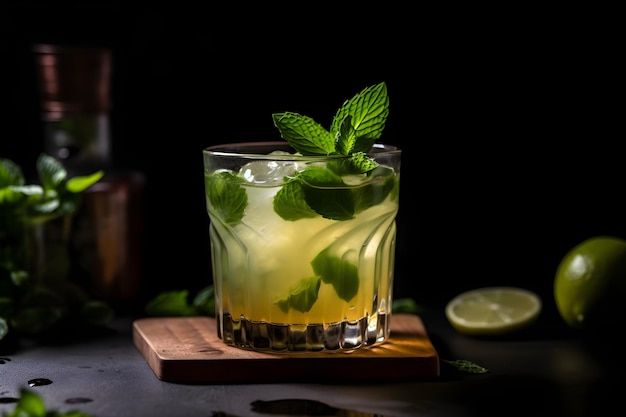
[[442, 359, 489, 374]]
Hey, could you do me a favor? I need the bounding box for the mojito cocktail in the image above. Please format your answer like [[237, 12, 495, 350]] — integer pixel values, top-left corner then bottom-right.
[[203, 82, 401, 352]]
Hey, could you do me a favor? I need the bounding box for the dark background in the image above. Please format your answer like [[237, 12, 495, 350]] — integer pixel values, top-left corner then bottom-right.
[[1, 4, 623, 319]]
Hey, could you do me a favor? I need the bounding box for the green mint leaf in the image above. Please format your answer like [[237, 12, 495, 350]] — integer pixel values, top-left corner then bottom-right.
[[144, 290, 198, 317], [392, 298, 423, 314], [1, 185, 42, 205], [11, 388, 96, 417], [273, 179, 318, 221], [328, 152, 379, 176], [297, 166, 345, 189], [0, 158, 25, 188], [335, 115, 356, 155], [331, 82, 389, 154], [26, 197, 61, 218], [349, 152, 379, 173], [14, 388, 46, 416], [311, 247, 359, 302], [192, 285, 216, 316], [80, 300, 115, 327], [66, 170, 104, 193], [298, 167, 354, 220], [442, 359, 489, 374], [36, 153, 67, 191], [274, 276, 321, 313], [0, 317, 8, 340], [352, 166, 397, 214], [272, 112, 336, 155], [205, 171, 247, 225]]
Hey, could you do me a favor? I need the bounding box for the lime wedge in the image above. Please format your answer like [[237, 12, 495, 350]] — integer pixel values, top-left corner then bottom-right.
[[445, 287, 542, 335]]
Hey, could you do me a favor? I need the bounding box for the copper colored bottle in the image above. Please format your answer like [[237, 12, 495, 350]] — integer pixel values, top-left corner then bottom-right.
[[33, 44, 144, 307]]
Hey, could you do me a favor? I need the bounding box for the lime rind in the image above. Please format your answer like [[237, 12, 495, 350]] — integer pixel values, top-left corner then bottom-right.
[[445, 286, 542, 336], [553, 235, 626, 328]]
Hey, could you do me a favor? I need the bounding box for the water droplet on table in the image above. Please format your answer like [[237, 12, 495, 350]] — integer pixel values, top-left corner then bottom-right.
[[28, 378, 52, 387]]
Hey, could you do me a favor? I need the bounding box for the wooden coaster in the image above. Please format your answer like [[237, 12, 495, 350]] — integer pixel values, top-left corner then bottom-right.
[[133, 314, 439, 383]]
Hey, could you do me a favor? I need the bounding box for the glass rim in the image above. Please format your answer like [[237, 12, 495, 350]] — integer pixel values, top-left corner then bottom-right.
[[203, 141, 401, 159]]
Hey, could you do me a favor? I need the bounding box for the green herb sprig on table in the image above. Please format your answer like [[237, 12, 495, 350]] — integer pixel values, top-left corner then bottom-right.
[[0, 154, 112, 344]]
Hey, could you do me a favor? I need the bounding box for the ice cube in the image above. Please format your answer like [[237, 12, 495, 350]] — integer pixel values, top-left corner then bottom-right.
[[240, 160, 305, 185]]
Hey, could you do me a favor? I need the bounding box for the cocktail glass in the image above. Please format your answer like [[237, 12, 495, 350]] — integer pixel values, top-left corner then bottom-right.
[[203, 141, 401, 352]]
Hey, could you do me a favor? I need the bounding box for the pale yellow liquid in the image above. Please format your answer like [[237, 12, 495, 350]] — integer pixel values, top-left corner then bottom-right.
[[206, 163, 399, 351]]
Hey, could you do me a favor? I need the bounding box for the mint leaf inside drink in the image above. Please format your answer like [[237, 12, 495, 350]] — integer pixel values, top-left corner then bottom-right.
[[297, 166, 354, 221], [274, 276, 321, 313], [273, 180, 318, 221], [352, 166, 397, 214], [311, 247, 360, 302], [327, 152, 379, 176], [205, 171, 247, 225]]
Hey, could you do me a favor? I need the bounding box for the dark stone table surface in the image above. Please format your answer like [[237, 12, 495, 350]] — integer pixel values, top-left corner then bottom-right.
[[0, 307, 620, 417]]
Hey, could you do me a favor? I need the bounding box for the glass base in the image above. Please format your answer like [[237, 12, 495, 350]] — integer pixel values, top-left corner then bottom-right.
[[217, 312, 390, 352]]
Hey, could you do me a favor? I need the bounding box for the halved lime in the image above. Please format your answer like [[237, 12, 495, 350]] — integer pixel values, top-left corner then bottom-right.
[[445, 287, 542, 335]]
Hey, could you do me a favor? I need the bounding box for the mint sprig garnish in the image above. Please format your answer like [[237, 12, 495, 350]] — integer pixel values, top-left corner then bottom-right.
[[270, 81, 391, 222], [273, 82, 389, 157]]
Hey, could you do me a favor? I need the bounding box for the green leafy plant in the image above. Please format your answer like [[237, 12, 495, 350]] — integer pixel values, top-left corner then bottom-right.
[[1, 388, 94, 417], [1, 154, 112, 343]]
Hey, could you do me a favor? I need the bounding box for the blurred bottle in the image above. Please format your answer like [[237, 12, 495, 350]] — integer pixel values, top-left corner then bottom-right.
[[33, 44, 112, 174], [71, 172, 144, 304], [33, 44, 144, 309]]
